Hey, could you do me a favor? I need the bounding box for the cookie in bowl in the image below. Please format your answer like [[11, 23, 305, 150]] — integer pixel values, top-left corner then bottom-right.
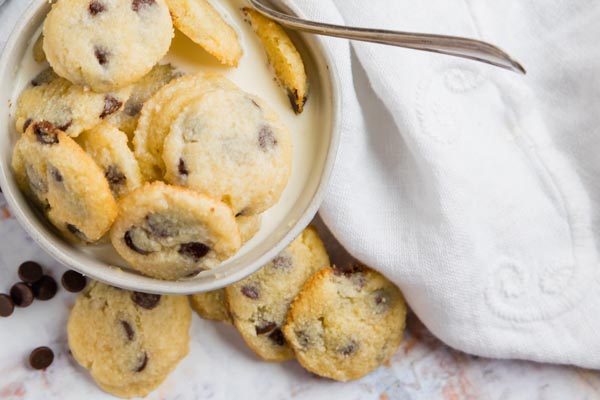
[[43, 0, 173, 92], [12, 121, 117, 243], [110, 182, 241, 280]]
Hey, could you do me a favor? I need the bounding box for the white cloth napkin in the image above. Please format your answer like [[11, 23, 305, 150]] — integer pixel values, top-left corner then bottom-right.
[[3, 0, 600, 369]]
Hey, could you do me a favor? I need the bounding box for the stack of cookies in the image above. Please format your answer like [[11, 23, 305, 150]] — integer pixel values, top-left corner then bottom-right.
[[12, 0, 306, 280], [67, 226, 407, 397]]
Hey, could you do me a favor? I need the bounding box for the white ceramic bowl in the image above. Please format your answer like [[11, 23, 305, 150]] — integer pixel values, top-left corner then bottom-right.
[[0, 0, 340, 294]]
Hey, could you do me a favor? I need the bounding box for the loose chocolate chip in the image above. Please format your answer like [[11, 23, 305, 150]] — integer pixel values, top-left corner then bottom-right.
[[124, 101, 143, 117], [338, 340, 359, 356], [271, 254, 292, 270], [105, 165, 126, 187], [131, 0, 155, 12], [10, 283, 34, 307], [135, 352, 148, 372], [29, 347, 54, 370], [124, 229, 152, 255], [94, 46, 109, 66], [67, 224, 88, 242], [88, 0, 106, 15], [178, 242, 210, 260], [121, 320, 135, 341], [23, 118, 33, 132], [18, 261, 43, 284], [0, 294, 15, 317], [268, 329, 286, 346], [56, 120, 73, 132], [32, 275, 58, 301], [240, 285, 259, 299], [131, 291, 161, 310], [100, 95, 122, 118], [50, 166, 63, 183], [258, 126, 277, 151], [255, 321, 277, 335], [178, 158, 188, 176], [33, 121, 59, 145], [61, 270, 87, 293]]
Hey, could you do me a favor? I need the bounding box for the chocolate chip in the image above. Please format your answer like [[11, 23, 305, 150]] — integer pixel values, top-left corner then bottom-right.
[[255, 321, 277, 335], [121, 320, 135, 341], [29, 347, 54, 370], [240, 285, 259, 299], [124, 101, 143, 117], [67, 224, 88, 242], [131, 0, 155, 12], [268, 329, 286, 346], [56, 120, 73, 132], [131, 292, 161, 309], [105, 165, 126, 187], [145, 214, 178, 238], [258, 126, 277, 151], [23, 118, 33, 132], [178, 242, 210, 260], [88, 0, 106, 15], [135, 352, 148, 372], [178, 158, 188, 176], [94, 46, 109, 66], [100, 95, 122, 118], [32, 275, 58, 301], [250, 99, 261, 109], [333, 264, 365, 276], [0, 294, 14, 317], [10, 283, 34, 307], [287, 90, 307, 115], [338, 340, 359, 356], [50, 166, 63, 183], [61, 270, 87, 293], [33, 121, 59, 145], [18, 261, 43, 284], [271, 254, 292, 270], [124, 229, 152, 255]]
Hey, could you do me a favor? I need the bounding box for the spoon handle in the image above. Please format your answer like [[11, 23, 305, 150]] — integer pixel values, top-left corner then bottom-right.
[[249, 0, 525, 74]]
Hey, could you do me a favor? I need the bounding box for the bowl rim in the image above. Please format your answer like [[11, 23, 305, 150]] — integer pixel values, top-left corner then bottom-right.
[[0, 0, 342, 294]]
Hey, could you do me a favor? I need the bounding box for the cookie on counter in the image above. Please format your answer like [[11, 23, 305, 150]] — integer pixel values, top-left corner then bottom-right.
[[110, 182, 241, 280], [133, 72, 236, 181], [12, 121, 117, 243], [106, 63, 182, 139], [43, 0, 173, 92], [77, 122, 143, 199], [68, 281, 191, 398], [15, 68, 131, 138], [166, 0, 242, 66], [283, 265, 407, 381], [226, 227, 329, 362], [190, 289, 230, 322], [162, 88, 292, 216]]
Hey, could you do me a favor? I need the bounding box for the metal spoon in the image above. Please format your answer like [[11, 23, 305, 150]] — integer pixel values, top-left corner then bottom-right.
[[249, 0, 526, 74]]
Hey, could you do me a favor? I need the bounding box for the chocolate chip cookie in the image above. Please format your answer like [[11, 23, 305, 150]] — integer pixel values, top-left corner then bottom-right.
[[43, 0, 173, 92], [162, 88, 292, 215], [12, 121, 117, 243], [190, 289, 230, 322], [68, 281, 191, 398], [226, 227, 329, 361], [166, 0, 242, 66], [77, 122, 143, 198], [15, 68, 131, 138], [283, 265, 407, 381], [106, 63, 182, 138], [133, 72, 236, 181], [110, 182, 241, 280], [237, 213, 262, 244]]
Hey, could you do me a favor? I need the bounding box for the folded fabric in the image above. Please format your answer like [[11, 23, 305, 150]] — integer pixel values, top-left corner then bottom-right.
[[283, 0, 600, 368]]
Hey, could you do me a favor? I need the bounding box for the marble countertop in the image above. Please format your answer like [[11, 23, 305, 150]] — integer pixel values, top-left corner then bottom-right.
[[1, 193, 599, 400]]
